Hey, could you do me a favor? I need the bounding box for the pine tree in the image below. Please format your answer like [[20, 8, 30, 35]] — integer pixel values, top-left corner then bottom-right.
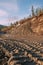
[[31, 6, 35, 16]]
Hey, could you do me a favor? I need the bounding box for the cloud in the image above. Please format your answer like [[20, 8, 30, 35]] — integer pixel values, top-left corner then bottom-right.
[[0, 18, 12, 26], [0, 1, 19, 25], [0, 19, 9, 25], [0, 9, 8, 17], [0, 2, 19, 12], [0, 16, 19, 26]]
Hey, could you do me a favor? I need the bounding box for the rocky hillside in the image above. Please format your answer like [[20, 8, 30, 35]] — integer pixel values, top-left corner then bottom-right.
[[6, 14, 43, 35], [0, 14, 43, 42]]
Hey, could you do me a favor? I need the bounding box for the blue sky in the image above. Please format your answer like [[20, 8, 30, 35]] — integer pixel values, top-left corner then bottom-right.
[[0, 0, 43, 25]]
